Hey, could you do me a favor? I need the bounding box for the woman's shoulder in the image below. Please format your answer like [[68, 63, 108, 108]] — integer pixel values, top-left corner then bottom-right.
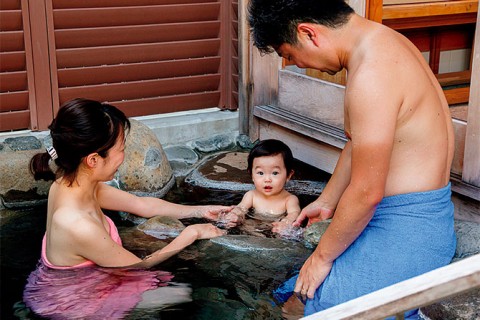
[[51, 205, 104, 239]]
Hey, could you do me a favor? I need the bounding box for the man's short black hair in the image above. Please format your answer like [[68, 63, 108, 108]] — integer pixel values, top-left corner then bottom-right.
[[248, 0, 354, 54]]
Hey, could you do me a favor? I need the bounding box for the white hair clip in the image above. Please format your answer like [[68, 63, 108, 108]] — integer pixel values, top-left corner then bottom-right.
[[46, 146, 58, 160]]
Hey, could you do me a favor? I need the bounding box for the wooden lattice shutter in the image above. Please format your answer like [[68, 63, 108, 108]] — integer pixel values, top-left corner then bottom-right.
[[49, 0, 238, 117], [0, 0, 33, 131]]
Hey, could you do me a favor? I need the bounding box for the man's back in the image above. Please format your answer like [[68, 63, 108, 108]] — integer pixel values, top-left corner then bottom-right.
[[344, 15, 454, 197]]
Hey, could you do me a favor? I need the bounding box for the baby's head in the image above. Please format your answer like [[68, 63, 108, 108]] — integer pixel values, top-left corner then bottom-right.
[[247, 139, 294, 175]]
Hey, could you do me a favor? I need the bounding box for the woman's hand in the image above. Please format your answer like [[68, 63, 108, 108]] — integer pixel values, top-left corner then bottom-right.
[[293, 200, 334, 227], [198, 205, 234, 221], [218, 206, 247, 228], [185, 223, 226, 240], [200, 205, 245, 228]]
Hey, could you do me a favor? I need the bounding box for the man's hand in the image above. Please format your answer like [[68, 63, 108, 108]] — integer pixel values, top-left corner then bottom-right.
[[293, 201, 334, 227], [294, 254, 333, 300]]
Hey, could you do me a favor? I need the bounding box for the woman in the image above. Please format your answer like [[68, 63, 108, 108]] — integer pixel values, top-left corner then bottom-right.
[[24, 98, 233, 318]]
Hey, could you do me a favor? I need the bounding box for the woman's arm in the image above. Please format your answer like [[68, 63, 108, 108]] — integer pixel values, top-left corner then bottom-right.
[[74, 217, 225, 268], [127, 224, 226, 269], [96, 183, 232, 220]]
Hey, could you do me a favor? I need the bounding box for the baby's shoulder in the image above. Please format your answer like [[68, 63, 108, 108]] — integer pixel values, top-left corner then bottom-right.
[[284, 190, 298, 200]]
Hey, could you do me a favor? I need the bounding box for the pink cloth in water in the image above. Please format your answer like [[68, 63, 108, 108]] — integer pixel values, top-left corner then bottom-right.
[[23, 262, 174, 319], [24, 214, 175, 319], [41, 215, 122, 269]]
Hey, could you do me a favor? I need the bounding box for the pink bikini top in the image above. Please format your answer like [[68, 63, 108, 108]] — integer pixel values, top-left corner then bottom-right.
[[41, 215, 122, 269]]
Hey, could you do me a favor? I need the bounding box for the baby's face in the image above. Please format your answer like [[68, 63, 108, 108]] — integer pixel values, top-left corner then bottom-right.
[[251, 154, 290, 197]]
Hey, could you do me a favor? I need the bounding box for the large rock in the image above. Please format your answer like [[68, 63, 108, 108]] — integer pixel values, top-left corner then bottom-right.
[[0, 136, 51, 209], [117, 119, 175, 197], [452, 219, 480, 262], [420, 220, 480, 319], [184, 235, 312, 292], [420, 288, 480, 320], [137, 216, 185, 239], [303, 219, 331, 248], [185, 151, 327, 201]]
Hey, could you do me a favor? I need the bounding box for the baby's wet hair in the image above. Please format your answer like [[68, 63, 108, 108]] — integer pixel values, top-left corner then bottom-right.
[[247, 139, 294, 174]]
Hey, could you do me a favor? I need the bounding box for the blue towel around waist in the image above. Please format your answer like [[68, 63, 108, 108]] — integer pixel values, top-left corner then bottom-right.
[[275, 183, 456, 319]]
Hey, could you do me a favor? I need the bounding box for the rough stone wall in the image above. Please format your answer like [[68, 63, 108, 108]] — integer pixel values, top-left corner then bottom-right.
[[0, 136, 51, 208]]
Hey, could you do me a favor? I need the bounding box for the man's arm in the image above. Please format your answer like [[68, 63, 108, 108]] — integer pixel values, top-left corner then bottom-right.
[[294, 140, 352, 225], [295, 67, 400, 298]]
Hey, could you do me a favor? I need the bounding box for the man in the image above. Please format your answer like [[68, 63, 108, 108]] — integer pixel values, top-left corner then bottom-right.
[[249, 0, 456, 318]]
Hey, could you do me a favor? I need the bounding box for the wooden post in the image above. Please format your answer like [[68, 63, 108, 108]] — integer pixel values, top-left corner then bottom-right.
[[366, 0, 383, 23], [219, 0, 234, 110], [25, 0, 54, 130], [463, 12, 480, 187], [238, 0, 250, 135], [45, 0, 60, 116], [21, 0, 38, 131]]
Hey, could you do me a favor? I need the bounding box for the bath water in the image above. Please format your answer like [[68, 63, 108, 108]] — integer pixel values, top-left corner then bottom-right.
[[2, 184, 316, 320]]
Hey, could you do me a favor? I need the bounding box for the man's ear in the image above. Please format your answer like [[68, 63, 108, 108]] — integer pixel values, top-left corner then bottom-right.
[[297, 23, 317, 44], [85, 153, 99, 168], [298, 23, 327, 49]]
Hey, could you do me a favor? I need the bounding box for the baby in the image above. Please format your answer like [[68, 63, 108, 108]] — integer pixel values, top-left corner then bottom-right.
[[224, 139, 301, 235]]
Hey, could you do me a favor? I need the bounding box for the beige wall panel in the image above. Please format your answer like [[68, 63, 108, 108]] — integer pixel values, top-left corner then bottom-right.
[[277, 70, 345, 129], [451, 119, 467, 176]]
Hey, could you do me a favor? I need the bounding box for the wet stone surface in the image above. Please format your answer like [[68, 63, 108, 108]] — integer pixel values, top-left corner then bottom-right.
[[420, 287, 480, 320], [190, 134, 237, 153], [185, 151, 329, 207], [3, 136, 42, 151]]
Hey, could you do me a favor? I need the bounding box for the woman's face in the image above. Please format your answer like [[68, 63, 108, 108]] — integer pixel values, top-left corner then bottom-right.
[[101, 133, 126, 181]]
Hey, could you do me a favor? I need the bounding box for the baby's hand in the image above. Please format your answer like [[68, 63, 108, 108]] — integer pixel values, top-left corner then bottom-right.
[[216, 211, 245, 228], [272, 218, 292, 234], [272, 219, 304, 240], [186, 224, 226, 240]]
